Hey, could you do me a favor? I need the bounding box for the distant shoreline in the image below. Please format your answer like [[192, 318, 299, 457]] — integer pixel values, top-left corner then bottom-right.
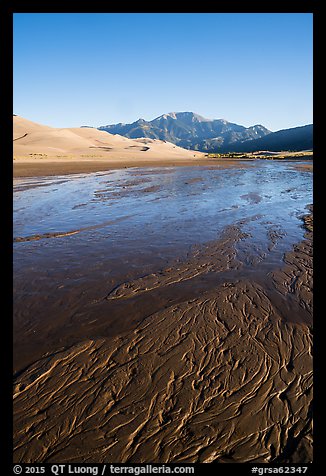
[[13, 155, 312, 178], [12, 157, 251, 178], [13, 115, 312, 178]]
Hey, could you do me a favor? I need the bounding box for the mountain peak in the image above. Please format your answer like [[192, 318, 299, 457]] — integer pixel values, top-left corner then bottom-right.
[[175, 112, 211, 123], [97, 112, 275, 152], [154, 112, 211, 123]]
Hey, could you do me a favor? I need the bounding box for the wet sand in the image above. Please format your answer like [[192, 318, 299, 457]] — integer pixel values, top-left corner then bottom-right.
[[291, 163, 313, 172], [13, 163, 313, 463], [13, 157, 253, 178], [13, 213, 313, 463]]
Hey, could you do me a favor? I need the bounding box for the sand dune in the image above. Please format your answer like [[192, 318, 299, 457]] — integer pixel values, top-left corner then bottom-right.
[[13, 115, 53, 140], [13, 116, 204, 162]]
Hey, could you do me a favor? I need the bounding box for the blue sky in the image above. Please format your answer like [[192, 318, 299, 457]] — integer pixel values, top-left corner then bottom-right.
[[13, 13, 313, 131]]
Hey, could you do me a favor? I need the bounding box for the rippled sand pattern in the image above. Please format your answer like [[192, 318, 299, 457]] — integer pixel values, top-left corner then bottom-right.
[[13, 211, 313, 464], [107, 225, 247, 300], [271, 208, 313, 316]]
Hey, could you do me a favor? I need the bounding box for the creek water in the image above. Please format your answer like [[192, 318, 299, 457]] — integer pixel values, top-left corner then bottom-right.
[[13, 161, 312, 372]]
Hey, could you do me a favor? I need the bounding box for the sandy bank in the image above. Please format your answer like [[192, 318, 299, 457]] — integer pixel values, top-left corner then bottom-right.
[[13, 157, 254, 178], [291, 162, 313, 172]]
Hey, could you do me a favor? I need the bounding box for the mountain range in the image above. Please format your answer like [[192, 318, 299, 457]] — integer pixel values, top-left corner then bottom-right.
[[97, 112, 312, 153], [229, 124, 313, 153]]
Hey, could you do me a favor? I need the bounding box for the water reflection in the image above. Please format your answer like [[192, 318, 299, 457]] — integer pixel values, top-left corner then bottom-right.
[[13, 161, 312, 273]]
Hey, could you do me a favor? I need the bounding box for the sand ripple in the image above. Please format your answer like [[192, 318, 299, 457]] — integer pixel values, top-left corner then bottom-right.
[[107, 225, 247, 300], [13, 209, 313, 463]]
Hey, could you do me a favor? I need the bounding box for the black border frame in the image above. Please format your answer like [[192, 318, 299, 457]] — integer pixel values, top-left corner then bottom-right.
[[2, 2, 320, 473]]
